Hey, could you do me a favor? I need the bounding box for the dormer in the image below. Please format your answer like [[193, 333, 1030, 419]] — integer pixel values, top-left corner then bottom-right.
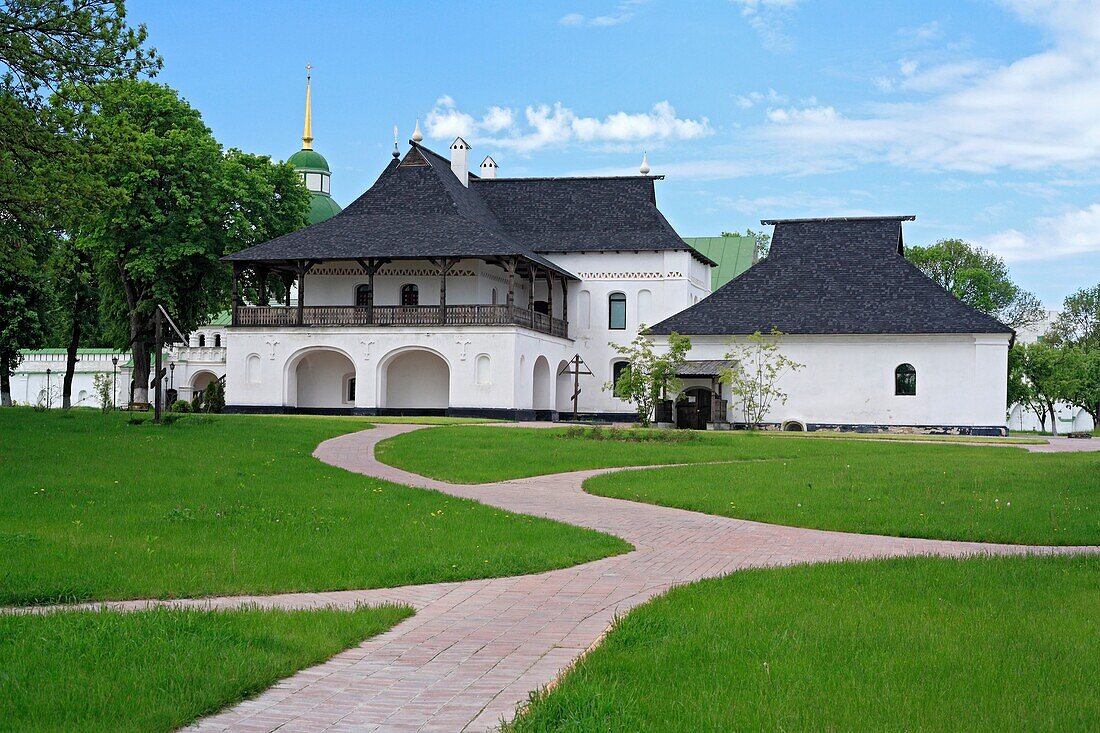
[[479, 155, 498, 179]]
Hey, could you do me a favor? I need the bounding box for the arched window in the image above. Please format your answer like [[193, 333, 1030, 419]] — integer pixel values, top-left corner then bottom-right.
[[401, 284, 419, 307], [355, 284, 371, 307], [198, 334, 206, 347], [895, 363, 916, 396], [214, 334, 221, 348], [608, 292, 627, 330], [612, 360, 630, 397]]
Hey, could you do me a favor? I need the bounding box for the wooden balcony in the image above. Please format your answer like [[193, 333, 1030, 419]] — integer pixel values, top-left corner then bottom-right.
[[235, 304, 569, 339]]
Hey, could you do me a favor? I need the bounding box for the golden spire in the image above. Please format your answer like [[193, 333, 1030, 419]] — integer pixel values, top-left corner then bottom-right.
[[302, 63, 313, 150]]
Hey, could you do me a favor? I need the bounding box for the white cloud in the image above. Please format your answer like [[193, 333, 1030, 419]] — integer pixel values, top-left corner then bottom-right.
[[735, 88, 787, 109], [898, 21, 943, 45], [748, 1, 1100, 173], [422, 99, 711, 154], [559, 0, 649, 27], [730, 0, 802, 52], [980, 203, 1100, 261]]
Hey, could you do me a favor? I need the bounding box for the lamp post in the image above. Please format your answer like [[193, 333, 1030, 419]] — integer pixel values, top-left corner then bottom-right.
[[45, 367, 52, 409], [111, 356, 118, 410], [169, 362, 175, 390]]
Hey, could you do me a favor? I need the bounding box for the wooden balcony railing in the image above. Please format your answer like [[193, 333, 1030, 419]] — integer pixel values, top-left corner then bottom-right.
[[235, 304, 569, 338]]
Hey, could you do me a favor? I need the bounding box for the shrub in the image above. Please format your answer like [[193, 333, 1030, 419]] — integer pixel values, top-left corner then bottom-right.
[[92, 373, 114, 413], [202, 380, 224, 414], [170, 400, 192, 413]]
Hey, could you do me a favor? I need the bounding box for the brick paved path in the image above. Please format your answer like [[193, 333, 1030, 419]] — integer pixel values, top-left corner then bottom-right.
[[17, 425, 1099, 732]]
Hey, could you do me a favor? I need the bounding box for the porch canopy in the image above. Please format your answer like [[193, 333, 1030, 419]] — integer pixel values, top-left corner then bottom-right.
[[223, 143, 577, 337], [676, 360, 736, 378]]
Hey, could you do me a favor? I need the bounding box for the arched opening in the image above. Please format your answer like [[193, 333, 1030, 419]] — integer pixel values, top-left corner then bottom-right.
[[214, 333, 221, 348], [637, 288, 652, 325], [198, 334, 206, 347], [475, 354, 491, 385], [895, 363, 916, 396], [611, 360, 630, 398], [578, 290, 591, 329], [555, 360, 573, 415], [532, 356, 553, 412], [290, 349, 355, 409], [191, 370, 219, 394], [382, 349, 449, 410], [400, 284, 419, 307], [782, 420, 806, 432], [676, 387, 713, 430], [355, 284, 371, 307]]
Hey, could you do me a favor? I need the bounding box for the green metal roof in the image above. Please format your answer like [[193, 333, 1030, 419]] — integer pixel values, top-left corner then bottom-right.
[[683, 236, 757, 290], [288, 148, 331, 173], [308, 193, 342, 224], [207, 311, 232, 326]]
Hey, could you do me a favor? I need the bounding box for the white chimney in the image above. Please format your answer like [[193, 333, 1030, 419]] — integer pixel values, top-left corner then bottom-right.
[[479, 155, 498, 179], [450, 137, 470, 186]]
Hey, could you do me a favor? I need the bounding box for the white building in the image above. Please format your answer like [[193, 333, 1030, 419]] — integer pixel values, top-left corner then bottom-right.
[[7, 349, 127, 408], [650, 216, 1014, 436], [221, 139, 711, 420]]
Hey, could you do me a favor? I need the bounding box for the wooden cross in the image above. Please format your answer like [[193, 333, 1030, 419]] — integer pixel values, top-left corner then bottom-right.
[[557, 354, 593, 421]]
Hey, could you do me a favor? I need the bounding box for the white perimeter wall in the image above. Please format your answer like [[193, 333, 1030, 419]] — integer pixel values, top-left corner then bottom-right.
[[671, 333, 1011, 429]]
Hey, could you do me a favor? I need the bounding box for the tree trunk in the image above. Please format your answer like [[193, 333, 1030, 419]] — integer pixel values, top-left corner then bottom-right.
[[1, 359, 11, 407], [62, 304, 83, 409], [130, 311, 151, 405], [1046, 399, 1058, 436]]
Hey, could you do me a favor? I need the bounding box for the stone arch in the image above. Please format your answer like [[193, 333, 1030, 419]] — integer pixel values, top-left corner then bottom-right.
[[555, 360, 573, 415], [532, 356, 553, 411], [284, 347, 356, 409], [191, 370, 220, 394], [378, 347, 450, 410], [781, 419, 806, 432]]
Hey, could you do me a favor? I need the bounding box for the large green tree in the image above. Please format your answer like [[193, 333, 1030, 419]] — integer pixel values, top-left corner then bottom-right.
[[905, 238, 1044, 330], [76, 79, 309, 404], [0, 224, 53, 405], [1049, 285, 1099, 350], [1017, 341, 1076, 435], [1, 1, 159, 406]]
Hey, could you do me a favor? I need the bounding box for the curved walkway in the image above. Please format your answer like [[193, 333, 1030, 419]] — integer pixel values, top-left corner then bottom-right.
[[21, 425, 1100, 732]]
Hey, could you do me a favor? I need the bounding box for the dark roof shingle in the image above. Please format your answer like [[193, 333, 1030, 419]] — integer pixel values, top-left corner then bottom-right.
[[225, 143, 706, 272], [650, 217, 1013, 336]]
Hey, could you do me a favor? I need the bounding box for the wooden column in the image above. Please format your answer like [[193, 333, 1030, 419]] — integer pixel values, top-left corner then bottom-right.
[[430, 258, 457, 325], [231, 263, 241, 326], [547, 272, 554, 326], [296, 261, 307, 325], [356, 258, 388, 325], [560, 277, 568, 325], [505, 257, 517, 315]]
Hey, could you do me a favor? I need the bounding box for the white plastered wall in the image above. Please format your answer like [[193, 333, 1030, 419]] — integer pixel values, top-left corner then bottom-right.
[[666, 333, 1011, 429]]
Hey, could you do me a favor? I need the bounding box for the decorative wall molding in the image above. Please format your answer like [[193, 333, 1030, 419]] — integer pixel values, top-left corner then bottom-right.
[[575, 271, 680, 280]]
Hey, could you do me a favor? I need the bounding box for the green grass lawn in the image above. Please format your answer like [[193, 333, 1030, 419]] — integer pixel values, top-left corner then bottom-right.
[[0, 410, 628, 605], [584, 440, 1099, 545], [380, 427, 1099, 544], [507, 554, 1100, 732], [376, 426, 748, 483], [768, 430, 1045, 444], [0, 604, 410, 731]]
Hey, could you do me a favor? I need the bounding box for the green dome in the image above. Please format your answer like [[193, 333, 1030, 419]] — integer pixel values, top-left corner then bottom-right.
[[308, 193, 342, 224], [288, 148, 331, 173]]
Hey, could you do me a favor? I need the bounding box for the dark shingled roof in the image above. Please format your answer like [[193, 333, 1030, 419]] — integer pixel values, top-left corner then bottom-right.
[[650, 216, 1013, 336], [225, 142, 708, 273], [472, 176, 711, 263]]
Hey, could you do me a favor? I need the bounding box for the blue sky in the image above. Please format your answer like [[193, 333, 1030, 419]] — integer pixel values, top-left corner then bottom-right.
[[128, 0, 1100, 306]]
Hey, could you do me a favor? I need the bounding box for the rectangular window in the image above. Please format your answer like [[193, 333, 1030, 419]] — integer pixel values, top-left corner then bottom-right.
[[347, 377, 356, 403], [609, 293, 627, 330]]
